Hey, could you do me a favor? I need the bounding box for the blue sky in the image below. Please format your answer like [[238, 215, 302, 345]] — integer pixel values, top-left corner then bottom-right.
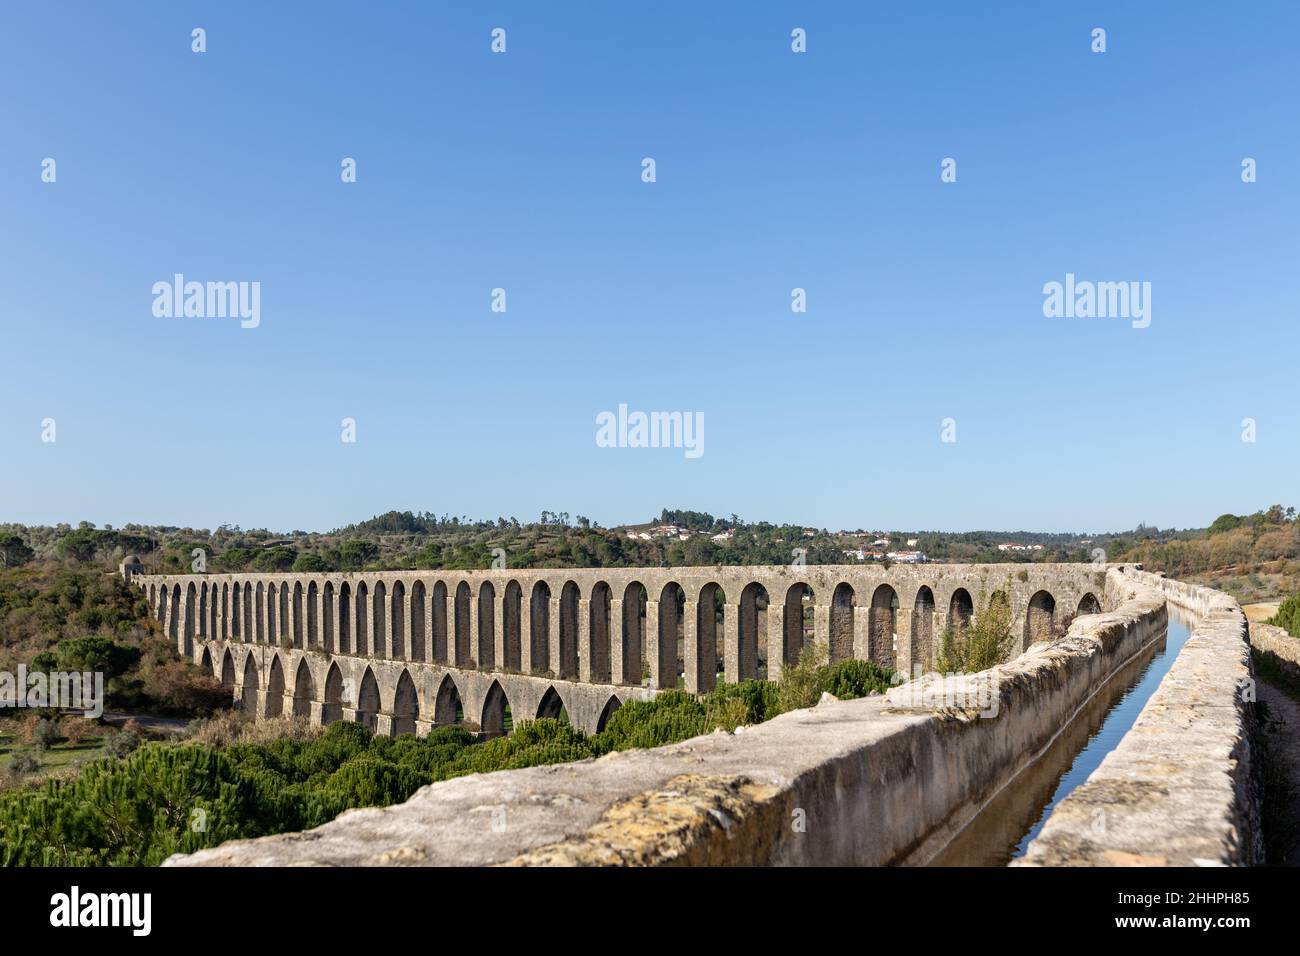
[[2, 2, 1296, 534]]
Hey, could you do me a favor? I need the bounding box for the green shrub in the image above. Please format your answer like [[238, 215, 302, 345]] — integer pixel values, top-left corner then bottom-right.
[[102, 729, 141, 759], [1267, 594, 1300, 638]]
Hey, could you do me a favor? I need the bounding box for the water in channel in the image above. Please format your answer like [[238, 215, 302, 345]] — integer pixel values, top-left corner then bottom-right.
[[930, 606, 1195, 866]]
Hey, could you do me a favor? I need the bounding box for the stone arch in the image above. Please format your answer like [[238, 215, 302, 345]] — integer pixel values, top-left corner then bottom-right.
[[503, 581, 523, 670], [293, 582, 304, 648], [870, 584, 899, 669], [410, 580, 426, 661], [559, 581, 580, 680], [1077, 592, 1101, 615], [481, 680, 512, 738], [949, 588, 974, 630], [454, 582, 473, 667], [1026, 590, 1056, 643], [197, 582, 207, 638], [183, 582, 196, 656], [596, 695, 622, 733], [693, 582, 723, 692], [200, 646, 213, 677], [293, 659, 316, 719], [278, 582, 289, 642], [323, 581, 335, 651], [621, 582, 646, 685], [829, 583, 855, 664], [267, 583, 278, 642], [266, 655, 285, 718], [912, 586, 936, 672], [779, 583, 810, 671], [338, 582, 351, 654], [356, 667, 380, 731], [230, 582, 241, 637], [323, 662, 345, 724], [589, 582, 612, 684], [478, 581, 496, 670], [658, 582, 685, 688], [529, 581, 551, 673], [432, 581, 449, 664], [354, 582, 369, 655], [254, 582, 264, 643], [738, 582, 766, 680], [220, 649, 235, 691], [168, 583, 180, 641], [433, 674, 463, 725], [372, 581, 387, 658], [241, 654, 260, 714], [306, 581, 318, 648], [220, 583, 229, 639], [390, 581, 406, 660], [393, 670, 419, 736], [536, 685, 568, 723]]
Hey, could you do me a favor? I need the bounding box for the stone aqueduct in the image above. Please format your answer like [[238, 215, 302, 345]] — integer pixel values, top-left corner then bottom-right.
[[130, 563, 1105, 736]]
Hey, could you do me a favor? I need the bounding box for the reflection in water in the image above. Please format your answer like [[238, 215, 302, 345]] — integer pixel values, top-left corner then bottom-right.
[[930, 609, 1195, 866]]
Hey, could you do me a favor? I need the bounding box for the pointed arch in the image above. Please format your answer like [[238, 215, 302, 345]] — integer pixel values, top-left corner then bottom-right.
[[1077, 592, 1101, 615], [200, 646, 213, 677], [266, 655, 285, 718], [323, 662, 344, 724], [220, 649, 235, 691], [356, 667, 380, 731], [293, 659, 316, 719], [596, 695, 622, 733], [433, 674, 463, 725], [393, 670, 419, 736], [536, 685, 568, 723], [481, 680, 511, 738], [241, 654, 260, 714]]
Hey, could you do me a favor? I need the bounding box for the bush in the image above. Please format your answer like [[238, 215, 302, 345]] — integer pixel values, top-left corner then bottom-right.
[[102, 729, 141, 759], [6, 749, 41, 778], [1267, 594, 1300, 638], [935, 592, 1016, 673], [31, 718, 59, 753]]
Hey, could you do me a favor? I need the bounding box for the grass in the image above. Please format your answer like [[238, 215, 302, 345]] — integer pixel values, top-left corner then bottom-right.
[[0, 729, 106, 777]]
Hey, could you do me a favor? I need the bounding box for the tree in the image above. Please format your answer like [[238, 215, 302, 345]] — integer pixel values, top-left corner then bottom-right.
[[0, 533, 35, 567]]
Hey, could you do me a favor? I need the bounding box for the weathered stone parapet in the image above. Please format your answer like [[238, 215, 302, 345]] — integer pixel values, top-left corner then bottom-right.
[[1016, 567, 1261, 867], [1250, 620, 1300, 688], [166, 570, 1162, 867]]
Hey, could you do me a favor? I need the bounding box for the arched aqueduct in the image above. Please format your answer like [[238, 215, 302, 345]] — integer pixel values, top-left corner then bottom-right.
[[132, 563, 1104, 736]]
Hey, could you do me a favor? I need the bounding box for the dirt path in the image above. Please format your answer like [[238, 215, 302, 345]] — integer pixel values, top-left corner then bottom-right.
[[101, 711, 191, 736], [1256, 679, 1300, 865]]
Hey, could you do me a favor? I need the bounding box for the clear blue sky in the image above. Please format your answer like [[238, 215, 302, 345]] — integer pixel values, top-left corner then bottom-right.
[[3, 2, 1296, 534]]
